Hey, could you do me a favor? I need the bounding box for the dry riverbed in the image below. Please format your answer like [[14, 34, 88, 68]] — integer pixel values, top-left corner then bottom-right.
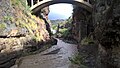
[[11, 39, 79, 68]]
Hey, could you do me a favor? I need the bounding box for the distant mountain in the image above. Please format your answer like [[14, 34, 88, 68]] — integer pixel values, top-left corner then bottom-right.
[[48, 12, 69, 20], [50, 19, 66, 25]]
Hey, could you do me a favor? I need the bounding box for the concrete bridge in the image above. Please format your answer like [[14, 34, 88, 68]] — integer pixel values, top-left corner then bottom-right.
[[27, 0, 93, 13]]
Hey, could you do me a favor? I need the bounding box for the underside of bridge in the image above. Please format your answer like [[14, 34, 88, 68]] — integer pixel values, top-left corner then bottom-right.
[[27, 0, 92, 13]]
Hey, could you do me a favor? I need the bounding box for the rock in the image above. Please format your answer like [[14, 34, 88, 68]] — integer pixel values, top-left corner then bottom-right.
[[10, 65, 18, 68], [1, 50, 6, 53], [0, 0, 2, 2], [12, 45, 23, 51], [51, 38, 58, 45], [84, 59, 90, 63], [0, 0, 51, 68], [72, 6, 92, 42], [0, 51, 21, 68], [42, 47, 61, 55], [0, 45, 6, 51], [94, 0, 120, 68]]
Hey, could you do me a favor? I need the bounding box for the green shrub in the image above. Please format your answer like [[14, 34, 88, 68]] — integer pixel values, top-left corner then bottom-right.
[[11, 0, 31, 13], [62, 29, 69, 37], [0, 23, 6, 29], [81, 37, 94, 45], [59, 28, 68, 33], [52, 25, 57, 30], [69, 54, 87, 68], [4, 16, 13, 21]]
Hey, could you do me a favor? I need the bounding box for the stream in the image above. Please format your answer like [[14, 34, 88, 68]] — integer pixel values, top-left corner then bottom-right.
[[11, 39, 79, 68]]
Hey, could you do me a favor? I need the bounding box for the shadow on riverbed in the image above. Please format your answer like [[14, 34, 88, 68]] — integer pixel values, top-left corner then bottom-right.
[[11, 39, 78, 68]]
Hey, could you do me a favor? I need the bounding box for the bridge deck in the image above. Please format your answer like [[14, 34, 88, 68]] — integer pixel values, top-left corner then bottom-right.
[[28, 0, 92, 13]]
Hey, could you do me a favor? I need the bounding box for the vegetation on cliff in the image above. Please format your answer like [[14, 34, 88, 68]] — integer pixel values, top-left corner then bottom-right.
[[0, 0, 51, 67], [71, 0, 120, 68], [51, 17, 72, 39]]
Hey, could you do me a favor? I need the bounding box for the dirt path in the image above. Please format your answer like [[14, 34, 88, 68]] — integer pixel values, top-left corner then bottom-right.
[[11, 39, 79, 68]]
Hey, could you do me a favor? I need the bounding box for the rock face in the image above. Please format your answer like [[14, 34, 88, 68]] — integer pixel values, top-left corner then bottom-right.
[[93, 0, 120, 68], [72, 6, 93, 43], [40, 6, 52, 36], [0, 0, 50, 41], [34, 6, 52, 36], [0, 0, 120, 68], [72, 0, 120, 67], [0, 0, 51, 67]]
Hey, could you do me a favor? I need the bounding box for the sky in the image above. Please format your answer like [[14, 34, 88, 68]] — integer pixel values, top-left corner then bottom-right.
[[48, 3, 73, 20]]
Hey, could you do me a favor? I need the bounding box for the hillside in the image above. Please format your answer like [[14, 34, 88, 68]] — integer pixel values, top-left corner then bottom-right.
[[0, 0, 51, 67], [50, 19, 66, 25]]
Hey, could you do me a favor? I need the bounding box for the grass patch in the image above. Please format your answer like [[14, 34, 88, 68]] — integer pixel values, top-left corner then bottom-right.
[[0, 23, 6, 29], [69, 53, 88, 68], [58, 28, 70, 38], [4, 16, 14, 21], [52, 25, 57, 30], [59, 28, 68, 33], [11, 0, 31, 13], [81, 37, 94, 45]]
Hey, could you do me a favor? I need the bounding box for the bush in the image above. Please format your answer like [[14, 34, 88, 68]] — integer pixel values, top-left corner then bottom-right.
[[69, 53, 87, 68], [52, 25, 57, 30], [81, 37, 94, 45], [59, 28, 70, 37]]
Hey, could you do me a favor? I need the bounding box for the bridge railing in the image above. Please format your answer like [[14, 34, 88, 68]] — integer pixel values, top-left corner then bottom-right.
[[27, 0, 91, 7], [27, 0, 92, 13], [27, 0, 43, 7]]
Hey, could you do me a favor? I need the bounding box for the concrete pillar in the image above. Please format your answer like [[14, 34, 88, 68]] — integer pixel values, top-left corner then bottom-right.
[[31, 0, 33, 7], [37, 0, 39, 3]]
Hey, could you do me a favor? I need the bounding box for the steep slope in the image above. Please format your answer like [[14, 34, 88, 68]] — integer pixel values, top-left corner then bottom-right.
[[0, 0, 51, 67]]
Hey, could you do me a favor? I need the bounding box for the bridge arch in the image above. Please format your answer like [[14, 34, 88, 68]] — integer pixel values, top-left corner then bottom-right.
[[28, 0, 92, 13]]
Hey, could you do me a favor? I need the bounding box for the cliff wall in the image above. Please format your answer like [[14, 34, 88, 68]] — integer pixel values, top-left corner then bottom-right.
[[0, 0, 50, 67]]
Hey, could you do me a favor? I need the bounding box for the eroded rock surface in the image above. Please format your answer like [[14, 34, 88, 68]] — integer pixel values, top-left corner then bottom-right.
[[0, 0, 51, 67]]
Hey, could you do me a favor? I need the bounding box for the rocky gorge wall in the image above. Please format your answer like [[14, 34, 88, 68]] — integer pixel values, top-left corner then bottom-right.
[[0, 0, 51, 67], [93, 0, 120, 68], [0, 0, 120, 67], [72, 6, 93, 43], [72, 0, 120, 67]]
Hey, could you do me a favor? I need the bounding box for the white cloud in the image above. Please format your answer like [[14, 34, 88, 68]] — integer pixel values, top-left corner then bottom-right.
[[48, 3, 73, 20]]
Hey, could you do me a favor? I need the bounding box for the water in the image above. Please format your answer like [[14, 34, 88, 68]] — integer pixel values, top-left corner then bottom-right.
[[12, 39, 78, 68]]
